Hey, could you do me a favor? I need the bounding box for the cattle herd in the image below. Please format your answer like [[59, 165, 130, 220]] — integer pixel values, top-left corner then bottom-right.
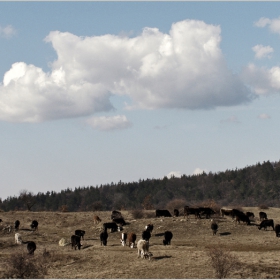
[[1, 206, 280, 262]]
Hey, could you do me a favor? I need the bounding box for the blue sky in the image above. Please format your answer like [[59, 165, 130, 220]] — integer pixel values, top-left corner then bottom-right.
[[1, 2, 280, 200]]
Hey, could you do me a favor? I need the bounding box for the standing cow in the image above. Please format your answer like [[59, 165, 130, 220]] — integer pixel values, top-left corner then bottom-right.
[[71, 235, 82, 250], [163, 231, 173, 245], [127, 232, 137, 248], [137, 239, 152, 260], [100, 228, 108, 246]]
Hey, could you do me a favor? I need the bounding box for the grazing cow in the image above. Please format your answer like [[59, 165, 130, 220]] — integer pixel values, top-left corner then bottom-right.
[[137, 239, 152, 260], [235, 212, 251, 225], [142, 230, 151, 242], [258, 219, 274, 230], [163, 231, 173, 245], [3, 225, 12, 234], [26, 241, 36, 255], [120, 232, 127, 246], [275, 224, 280, 237], [198, 207, 216, 219], [220, 208, 233, 218], [14, 220, 20, 231], [231, 209, 245, 218], [0, 219, 2, 222], [75, 230, 85, 240], [15, 233, 22, 244], [259, 212, 268, 221], [211, 220, 218, 235], [145, 224, 154, 234], [71, 235, 82, 250], [111, 210, 122, 220], [112, 217, 126, 226], [183, 206, 200, 219], [246, 212, 255, 219], [127, 232, 137, 248], [174, 209, 179, 217], [93, 215, 102, 224], [30, 220, 38, 231], [103, 222, 119, 233], [156, 209, 172, 218], [100, 229, 108, 246]]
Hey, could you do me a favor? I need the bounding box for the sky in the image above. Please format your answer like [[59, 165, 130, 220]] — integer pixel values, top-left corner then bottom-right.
[[1, 2, 280, 200]]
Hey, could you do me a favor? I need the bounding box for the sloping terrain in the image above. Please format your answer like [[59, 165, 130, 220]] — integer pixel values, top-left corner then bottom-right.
[[0, 207, 280, 278]]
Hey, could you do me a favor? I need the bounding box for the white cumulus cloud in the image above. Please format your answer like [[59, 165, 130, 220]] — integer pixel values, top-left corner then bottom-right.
[[255, 17, 280, 35], [252, 44, 273, 59], [167, 171, 181, 178], [0, 19, 253, 123], [193, 168, 208, 175], [0, 25, 16, 38], [242, 63, 280, 95], [86, 115, 132, 131]]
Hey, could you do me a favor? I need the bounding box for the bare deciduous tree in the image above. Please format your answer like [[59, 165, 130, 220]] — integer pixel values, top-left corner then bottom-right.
[[19, 190, 36, 211], [207, 247, 241, 279]]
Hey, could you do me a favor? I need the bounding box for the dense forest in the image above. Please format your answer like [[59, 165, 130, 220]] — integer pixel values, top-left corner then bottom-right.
[[1, 160, 280, 212]]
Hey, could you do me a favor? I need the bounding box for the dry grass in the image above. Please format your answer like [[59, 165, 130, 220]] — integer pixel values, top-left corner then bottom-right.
[[0, 207, 280, 278]]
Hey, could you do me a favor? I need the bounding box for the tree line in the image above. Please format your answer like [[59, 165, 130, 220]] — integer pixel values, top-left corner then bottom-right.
[[1, 160, 280, 212]]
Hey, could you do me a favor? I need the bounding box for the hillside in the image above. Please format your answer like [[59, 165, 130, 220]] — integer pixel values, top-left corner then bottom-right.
[[1, 160, 280, 212]]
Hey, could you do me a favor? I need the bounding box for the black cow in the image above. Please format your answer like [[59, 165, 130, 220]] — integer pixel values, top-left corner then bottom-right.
[[75, 230, 85, 240], [30, 220, 38, 231], [142, 230, 151, 242], [145, 224, 154, 234], [111, 210, 122, 220], [174, 209, 179, 217], [275, 224, 280, 237], [198, 207, 216, 219], [259, 212, 268, 221], [26, 241, 36, 255], [15, 220, 20, 231], [103, 222, 118, 232], [211, 221, 218, 235], [100, 229, 108, 246], [112, 217, 126, 226], [183, 206, 200, 219], [231, 209, 245, 218], [0, 219, 2, 223], [246, 212, 255, 219], [163, 231, 173, 245], [71, 235, 82, 250], [235, 212, 251, 225], [258, 219, 274, 230], [156, 209, 172, 217]]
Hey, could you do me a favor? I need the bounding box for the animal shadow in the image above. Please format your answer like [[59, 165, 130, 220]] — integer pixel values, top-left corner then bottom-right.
[[154, 233, 165, 237], [219, 232, 231, 236], [153, 255, 172, 260]]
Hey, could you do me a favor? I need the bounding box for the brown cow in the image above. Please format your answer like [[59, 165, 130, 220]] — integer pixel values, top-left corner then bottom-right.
[[93, 215, 102, 224], [127, 232, 137, 248]]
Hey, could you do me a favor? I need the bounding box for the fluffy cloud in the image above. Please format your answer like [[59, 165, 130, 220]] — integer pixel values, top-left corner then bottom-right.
[[258, 113, 271, 119], [193, 168, 208, 175], [167, 171, 181, 178], [242, 63, 280, 95], [0, 25, 16, 38], [0, 19, 253, 123], [255, 17, 280, 35], [86, 115, 132, 131], [252, 44, 273, 59]]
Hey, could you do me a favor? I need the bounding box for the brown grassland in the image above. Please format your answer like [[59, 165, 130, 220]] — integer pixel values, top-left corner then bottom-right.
[[1, 207, 280, 278]]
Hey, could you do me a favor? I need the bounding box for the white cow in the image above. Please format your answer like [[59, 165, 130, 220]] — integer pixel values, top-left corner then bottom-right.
[[15, 233, 22, 244], [137, 239, 152, 260]]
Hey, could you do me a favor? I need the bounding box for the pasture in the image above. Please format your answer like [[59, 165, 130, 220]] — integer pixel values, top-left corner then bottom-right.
[[1, 207, 280, 278]]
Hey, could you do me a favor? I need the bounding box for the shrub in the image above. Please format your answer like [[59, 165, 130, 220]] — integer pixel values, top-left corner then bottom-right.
[[207, 247, 241, 279], [131, 209, 144, 219], [166, 199, 186, 212], [259, 204, 269, 210], [4, 252, 48, 279]]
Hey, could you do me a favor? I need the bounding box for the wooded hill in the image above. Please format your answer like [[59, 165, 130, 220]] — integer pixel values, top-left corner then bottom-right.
[[1, 160, 280, 212]]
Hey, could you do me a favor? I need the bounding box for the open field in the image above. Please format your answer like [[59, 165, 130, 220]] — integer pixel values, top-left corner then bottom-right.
[[1, 207, 280, 278]]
